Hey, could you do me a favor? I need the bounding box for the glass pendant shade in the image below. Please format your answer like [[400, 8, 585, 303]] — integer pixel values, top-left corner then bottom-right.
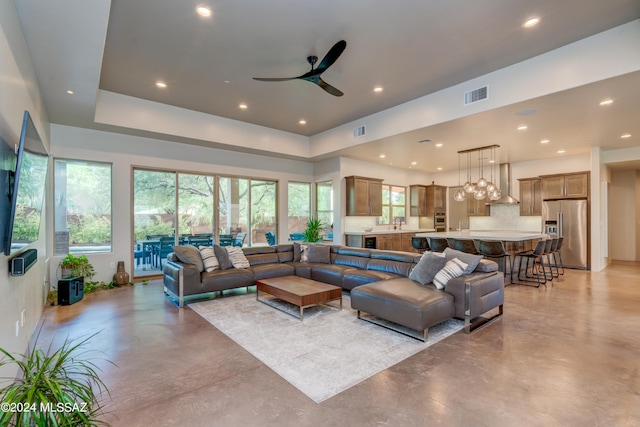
[[474, 188, 487, 200], [489, 189, 502, 200], [463, 181, 475, 193], [454, 189, 466, 202], [486, 182, 497, 193], [477, 177, 488, 188]]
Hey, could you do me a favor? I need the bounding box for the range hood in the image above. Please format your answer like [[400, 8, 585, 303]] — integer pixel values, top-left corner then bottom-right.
[[489, 163, 519, 205]]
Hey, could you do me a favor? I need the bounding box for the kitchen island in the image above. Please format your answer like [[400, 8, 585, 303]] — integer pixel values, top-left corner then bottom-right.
[[415, 230, 547, 252]]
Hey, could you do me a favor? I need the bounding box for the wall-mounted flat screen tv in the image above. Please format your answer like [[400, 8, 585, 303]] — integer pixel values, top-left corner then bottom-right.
[[0, 129, 17, 255], [4, 111, 49, 256]]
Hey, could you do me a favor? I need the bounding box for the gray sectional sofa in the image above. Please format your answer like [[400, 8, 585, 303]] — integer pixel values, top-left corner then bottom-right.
[[163, 243, 504, 340]]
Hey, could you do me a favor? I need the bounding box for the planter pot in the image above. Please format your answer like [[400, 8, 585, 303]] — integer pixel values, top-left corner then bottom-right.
[[61, 267, 74, 279]]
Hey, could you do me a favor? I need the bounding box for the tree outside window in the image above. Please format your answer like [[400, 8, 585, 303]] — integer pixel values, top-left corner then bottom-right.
[[379, 185, 406, 225]]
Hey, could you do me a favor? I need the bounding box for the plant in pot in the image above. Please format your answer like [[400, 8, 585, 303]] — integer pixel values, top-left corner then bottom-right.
[[60, 254, 95, 280], [0, 332, 112, 426], [302, 217, 324, 243]]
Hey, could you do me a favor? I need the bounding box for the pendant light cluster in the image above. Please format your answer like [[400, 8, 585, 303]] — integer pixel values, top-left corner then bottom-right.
[[454, 144, 502, 202]]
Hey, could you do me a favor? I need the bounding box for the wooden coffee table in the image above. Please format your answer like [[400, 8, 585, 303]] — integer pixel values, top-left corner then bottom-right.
[[256, 276, 342, 320]]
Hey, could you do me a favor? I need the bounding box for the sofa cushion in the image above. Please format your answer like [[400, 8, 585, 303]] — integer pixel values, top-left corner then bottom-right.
[[311, 264, 359, 287], [293, 242, 303, 262], [251, 263, 295, 281], [214, 245, 233, 269], [444, 248, 482, 275], [201, 268, 255, 292], [307, 244, 330, 263], [409, 251, 447, 285], [433, 258, 468, 290], [342, 270, 405, 291], [200, 246, 219, 272], [172, 244, 204, 272], [226, 246, 250, 269], [475, 259, 499, 272]]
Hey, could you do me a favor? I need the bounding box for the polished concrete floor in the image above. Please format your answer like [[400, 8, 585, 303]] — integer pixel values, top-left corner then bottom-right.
[[35, 262, 640, 426]]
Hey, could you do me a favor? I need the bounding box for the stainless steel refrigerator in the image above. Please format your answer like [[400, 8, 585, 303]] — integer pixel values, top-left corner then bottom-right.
[[542, 199, 589, 269]]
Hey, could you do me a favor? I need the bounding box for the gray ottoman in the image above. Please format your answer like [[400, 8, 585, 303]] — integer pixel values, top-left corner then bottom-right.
[[350, 278, 455, 341]]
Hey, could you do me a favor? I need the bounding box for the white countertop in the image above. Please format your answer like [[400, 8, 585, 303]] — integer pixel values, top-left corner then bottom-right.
[[414, 230, 547, 242], [344, 229, 436, 236]]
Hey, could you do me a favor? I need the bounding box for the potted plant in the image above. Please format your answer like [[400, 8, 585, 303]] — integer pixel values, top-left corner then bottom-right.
[[0, 333, 112, 426], [303, 217, 324, 243], [60, 254, 95, 280]]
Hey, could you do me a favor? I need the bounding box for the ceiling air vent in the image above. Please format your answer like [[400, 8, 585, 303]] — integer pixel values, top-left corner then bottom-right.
[[353, 125, 366, 138], [464, 86, 488, 105]]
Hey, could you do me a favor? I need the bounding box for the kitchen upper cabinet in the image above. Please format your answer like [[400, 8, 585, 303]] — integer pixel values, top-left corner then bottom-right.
[[541, 172, 589, 200], [518, 178, 542, 216], [410, 184, 446, 216], [345, 176, 383, 216], [468, 197, 490, 216]]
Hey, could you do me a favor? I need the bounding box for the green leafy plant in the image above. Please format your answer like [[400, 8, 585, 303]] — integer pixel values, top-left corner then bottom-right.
[[303, 217, 324, 243], [0, 333, 113, 426], [59, 254, 95, 281]]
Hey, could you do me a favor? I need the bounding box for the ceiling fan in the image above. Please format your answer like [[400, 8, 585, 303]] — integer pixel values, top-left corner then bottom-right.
[[253, 40, 347, 97]]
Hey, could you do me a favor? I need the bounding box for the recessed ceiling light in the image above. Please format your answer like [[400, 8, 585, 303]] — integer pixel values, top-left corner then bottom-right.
[[156, 81, 167, 89], [621, 133, 632, 139], [435, 143, 443, 148], [373, 86, 383, 93], [239, 103, 248, 109], [517, 125, 528, 131], [437, 167, 443, 171], [599, 99, 614, 106], [411, 161, 417, 165], [379, 154, 386, 158], [540, 139, 550, 144], [196, 6, 212, 17], [224, 80, 230, 84], [66, 90, 74, 95], [299, 119, 307, 125], [489, 159, 495, 164], [523, 17, 540, 28], [557, 149, 566, 154]]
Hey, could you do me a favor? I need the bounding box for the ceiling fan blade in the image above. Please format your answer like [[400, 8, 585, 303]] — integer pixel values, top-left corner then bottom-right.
[[315, 40, 347, 74], [253, 77, 298, 82], [317, 77, 343, 97]]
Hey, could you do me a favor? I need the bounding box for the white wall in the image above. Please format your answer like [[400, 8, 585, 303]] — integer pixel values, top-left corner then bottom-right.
[[49, 124, 315, 283], [0, 0, 51, 378]]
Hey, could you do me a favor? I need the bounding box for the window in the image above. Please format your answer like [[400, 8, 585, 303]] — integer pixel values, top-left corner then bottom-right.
[[315, 181, 333, 230], [288, 182, 311, 237], [379, 185, 406, 225], [54, 159, 112, 255]]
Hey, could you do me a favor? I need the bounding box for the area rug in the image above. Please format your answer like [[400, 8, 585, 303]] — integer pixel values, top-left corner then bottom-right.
[[190, 293, 463, 403]]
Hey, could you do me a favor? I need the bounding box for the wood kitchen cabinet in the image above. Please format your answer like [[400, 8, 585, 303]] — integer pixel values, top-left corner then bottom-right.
[[468, 197, 490, 216], [400, 232, 419, 253], [345, 176, 383, 216], [373, 234, 401, 251], [541, 172, 589, 200], [410, 184, 446, 216], [518, 178, 542, 216]]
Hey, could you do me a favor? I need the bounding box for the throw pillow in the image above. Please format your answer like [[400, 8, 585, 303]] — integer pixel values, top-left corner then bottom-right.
[[199, 246, 219, 272], [444, 248, 482, 275], [213, 244, 234, 270], [226, 246, 250, 269], [293, 241, 302, 262], [306, 244, 330, 264], [299, 244, 309, 262], [433, 258, 468, 290], [409, 251, 447, 285], [172, 244, 204, 272]]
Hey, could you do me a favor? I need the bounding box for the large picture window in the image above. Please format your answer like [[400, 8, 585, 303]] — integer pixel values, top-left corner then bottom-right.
[[316, 181, 333, 233], [54, 159, 112, 255], [288, 182, 310, 240]]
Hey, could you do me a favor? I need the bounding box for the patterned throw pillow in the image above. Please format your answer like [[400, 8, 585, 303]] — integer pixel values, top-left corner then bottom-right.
[[199, 246, 219, 272], [299, 244, 309, 262], [433, 258, 468, 290], [225, 246, 250, 269]]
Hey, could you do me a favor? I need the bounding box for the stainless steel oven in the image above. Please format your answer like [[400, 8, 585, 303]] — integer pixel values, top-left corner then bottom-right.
[[434, 211, 446, 232]]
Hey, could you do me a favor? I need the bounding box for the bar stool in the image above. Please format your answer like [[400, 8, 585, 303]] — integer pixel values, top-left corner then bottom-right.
[[546, 238, 560, 278], [410, 237, 430, 253], [475, 240, 512, 283], [513, 239, 548, 287], [446, 238, 479, 254], [427, 237, 449, 253], [551, 236, 565, 275]]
